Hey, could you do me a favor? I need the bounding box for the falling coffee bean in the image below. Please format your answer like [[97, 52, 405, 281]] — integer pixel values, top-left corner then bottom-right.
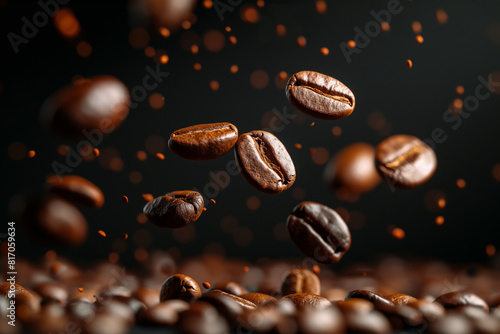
[[375, 134, 437, 189], [46, 175, 104, 208], [287, 201, 351, 264], [160, 274, 201, 302], [40, 76, 130, 138], [143, 191, 204, 229], [168, 122, 238, 161], [286, 71, 355, 120], [235, 130, 296, 194]]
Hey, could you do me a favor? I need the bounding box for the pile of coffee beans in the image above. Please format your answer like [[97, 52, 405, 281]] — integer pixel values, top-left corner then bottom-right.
[[1, 254, 499, 334]]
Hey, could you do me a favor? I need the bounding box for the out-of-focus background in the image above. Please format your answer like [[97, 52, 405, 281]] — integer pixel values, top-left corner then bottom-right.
[[1, 0, 500, 268]]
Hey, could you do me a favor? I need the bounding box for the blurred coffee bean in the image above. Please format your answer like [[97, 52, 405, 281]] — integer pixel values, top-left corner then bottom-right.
[[130, 0, 197, 31], [386, 293, 418, 306], [83, 313, 129, 334], [281, 268, 320, 296], [160, 274, 201, 302], [281, 293, 331, 311], [179, 301, 230, 334], [429, 313, 474, 334], [199, 289, 257, 325], [33, 281, 68, 304], [407, 299, 446, 322], [169, 122, 238, 160], [144, 191, 204, 228], [46, 175, 104, 208], [40, 76, 130, 138], [287, 201, 351, 264], [212, 281, 247, 296], [345, 290, 395, 310], [298, 306, 345, 334], [376, 134, 437, 189], [435, 291, 489, 313], [137, 301, 179, 326], [344, 309, 392, 334], [240, 292, 277, 306], [323, 142, 380, 195], [133, 286, 160, 308]]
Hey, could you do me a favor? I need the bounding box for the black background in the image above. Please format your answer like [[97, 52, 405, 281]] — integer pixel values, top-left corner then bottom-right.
[[1, 0, 500, 269]]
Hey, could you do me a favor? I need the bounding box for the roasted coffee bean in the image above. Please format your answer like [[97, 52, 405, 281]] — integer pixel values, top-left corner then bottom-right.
[[345, 290, 395, 310], [0, 282, 39, 315], [179, 301, 230, 334], [298, 306, 345, 334], [286, 71, 355, 120], [435, 291, 489, 313], [132, 286, 160, 308], [383, 305, 424, 330], [213, 281, 247, 296], [40, 76, 130, 137], [375, 134, 437, 189], [429, 313, 474, 334], [344, 309, 392, 334], [137, 301, 179, 326], [160, 274, 201, 302], [46, 175, 104, 208], [286, 201, 351, 264], [169, 122, 238, 160], [143, 191, 204, 228], [234, 130, 296, 194], [33, 282, 68, 304], [94, 298, 136, 326], [281, 269, 320, 296], [240, 293, 277, 307], [200, 289, 257, 312], [239, 304, 281, 332], [281, 293, 331, 311], [33, 196, 88, 246], [323, 142, 380, 194], [336, 298, 375, 313], [198, 290, 256, 328], [407, 300, 446, 322], [386, 293, 418, 306], [83, 313, 128, 334]]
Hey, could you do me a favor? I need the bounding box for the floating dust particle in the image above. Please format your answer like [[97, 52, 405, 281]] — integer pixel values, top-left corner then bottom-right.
[[391, 227, 405, 239], [190, 45, 199, 54], [210, 80, 220, 91], [229, 36, 237, 45], [122, 233, 128, 240], [203, 207, 207, 212], [437, 198, 446, 209], [98, 230, 106, 237], [202, 282, 211, 289], [312, 265, 321, 275], [136, 150, 147, 161], [225, 26, 231, 32], [144, 46, 155, 57], [202, 0, 213, 9], [76, 41, 92, 58], [193, 63, 202, 71], [406, 59, 413, 68], [142, 194, 154, 202], [486, 244, 496, 257], [294, 143, 302, 149], [93, 148, 100, 157], [160, 55, 169, 64], [78, 288, 83, 293], [436, 9, 448, 24], [332, 126, 342, 136], [210, 199, 216, 205], [159, 27, 170, 38], [347, 40, 356, 48], [310, 122, 315, 127], [316, 0, 326, 14], [276, 24, 286, 37], [230, 65, 239, 73], [243, 266, 250, 272], [278, 71, 288, 81], [381, 21, 390, 32], [297, 36, 307, 47], [415, 35, 424, 43], [456, 85, 464, 95], [320, 47, 329, 55], [121, 196, 129, 203], [246, 196, 261, 211], [412, 21, 422, 34], [456, 178, 466, 189], [156, 153, 165, 160], [27, 150, 36, 158], [435, 216, 445, 226]]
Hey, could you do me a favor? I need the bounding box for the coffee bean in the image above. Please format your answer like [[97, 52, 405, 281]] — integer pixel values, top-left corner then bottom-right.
[[46, 175, 104, 208], [143, 190, 204, 228], [344, 309, 392, 334], [40, 76, 130, 137], [137, 301, 179, 326], [212, 281, 247, 296], [168, 122, 238, 160], [429, 314, 474, 334], [33, 196, 88, 246], [345, 290, 395, 310], [84, 313, 128, 334], [286, 71, 355, 120], [323, 142, 380, 194], [298, 306, 345, 334], [240, 293, 277, 306], [286, 201, 351, 264], [336, 298, 375, 313], [281, 269, 320, 296], [160, 274, 202, 302], [435, 291, 489, 313], [281, 292, 331, 311], [386, 293, 418, 306], [33, 282, 68, 304], [132, 287, 160, 308], [407, 300, 445, 322], [179, 301, 230, 334], [198, 290, 257, 327], [375, 134, 437, 189], [235, 130, 296, 194]]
